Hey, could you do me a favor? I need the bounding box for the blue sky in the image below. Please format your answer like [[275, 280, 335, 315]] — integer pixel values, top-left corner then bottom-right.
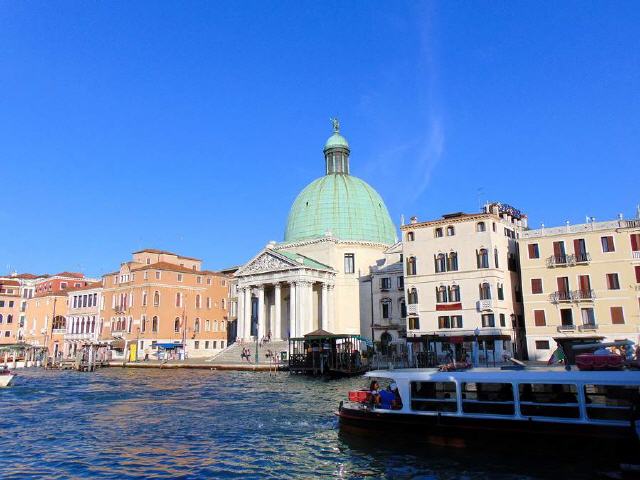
[[1, 1, 638, 276]]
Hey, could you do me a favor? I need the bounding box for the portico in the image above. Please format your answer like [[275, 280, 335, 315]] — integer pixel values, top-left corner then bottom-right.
[[234, 248, 335, 341]]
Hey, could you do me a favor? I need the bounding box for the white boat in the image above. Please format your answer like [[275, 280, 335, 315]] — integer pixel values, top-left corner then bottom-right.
[[337, 367, 640, 451], [0, 366, 15, 387]]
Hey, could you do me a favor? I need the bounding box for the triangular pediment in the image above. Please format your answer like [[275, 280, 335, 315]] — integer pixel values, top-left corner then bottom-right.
[[235, 250, 300, 276]]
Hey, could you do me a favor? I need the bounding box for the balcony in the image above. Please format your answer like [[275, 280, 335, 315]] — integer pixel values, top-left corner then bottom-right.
[[549, 291, 572, 303], [574, 252, 591, 264], [571, 289, 595, 302], [476, 299, 493, 311], [546, 254, 569, 267], [578, 323, 598, 332], [557, 324, 576, 332], [407, 304, 419, 316], [633, 251, 640, 260]]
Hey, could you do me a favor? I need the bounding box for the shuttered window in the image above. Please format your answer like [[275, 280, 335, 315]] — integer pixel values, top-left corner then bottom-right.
[[611, 307, 625, 325], [630, 233, 640, 252], [531, 278, 543, 294], [534, 310, 546, 326], [601, 236, 615, 252], [635, 266, 640, 283], [528, 243, 539, 259]]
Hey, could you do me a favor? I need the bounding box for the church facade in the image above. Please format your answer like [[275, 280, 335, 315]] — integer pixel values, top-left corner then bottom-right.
[[234, 121, 397, 341]]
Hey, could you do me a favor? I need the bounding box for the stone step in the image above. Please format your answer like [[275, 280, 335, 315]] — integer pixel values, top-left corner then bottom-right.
[[210, 340, 289, 365]]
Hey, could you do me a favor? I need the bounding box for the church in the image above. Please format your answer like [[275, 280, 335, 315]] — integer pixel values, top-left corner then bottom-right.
[[234, 120, 397, 342]]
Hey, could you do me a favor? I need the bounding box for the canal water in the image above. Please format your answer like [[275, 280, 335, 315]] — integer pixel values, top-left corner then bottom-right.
[[0, 369, 621, 479]]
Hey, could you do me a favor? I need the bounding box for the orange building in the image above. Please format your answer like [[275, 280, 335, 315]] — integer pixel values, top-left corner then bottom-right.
[[101, 249, 231, 360], [22, 291, 69, 358]]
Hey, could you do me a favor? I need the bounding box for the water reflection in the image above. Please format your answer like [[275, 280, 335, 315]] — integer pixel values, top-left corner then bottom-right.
[[0, 369, 618, 479]]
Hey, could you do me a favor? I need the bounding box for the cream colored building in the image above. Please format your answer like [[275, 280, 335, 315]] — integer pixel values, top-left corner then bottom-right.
[[401, 203, 527, 364], [234, 121, 397, 342], [520, 217, 640, 361], [64, 282, 103, 357]]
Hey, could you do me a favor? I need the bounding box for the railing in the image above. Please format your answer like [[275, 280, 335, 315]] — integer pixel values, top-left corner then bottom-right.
[[574, 252, 591, 263], [571, 289, 595, 301], [549, 291, 571, 303], [476, 299, 493, 311], [546, 254, 568, 267], [557, 324, 576, 332], [52, 328, 66, 334], [578, 323, 598, 332], [633, 251, 640, 260], [625, 219, 640, 228], [407, 304, 419, 315]]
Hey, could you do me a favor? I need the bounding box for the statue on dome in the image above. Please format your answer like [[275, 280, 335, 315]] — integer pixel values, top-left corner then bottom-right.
[[330, 117, 340, 133]]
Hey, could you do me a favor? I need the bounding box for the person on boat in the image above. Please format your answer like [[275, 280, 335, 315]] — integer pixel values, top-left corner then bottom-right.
[[369, 380, 381, 406], [379, 385, 395, 409], [390, 382, 402, 409]]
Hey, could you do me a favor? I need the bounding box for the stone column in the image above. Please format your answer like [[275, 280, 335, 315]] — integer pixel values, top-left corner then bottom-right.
[[299, 281, 312, 336], [244, 287, 252, 339], [237, 287, 245, 340], [289, 282, 296, 338], [327, 285, 334, 333], [321, 283, 328, 331], [257, 285, 265, 340], [274, 283, 282, 340]]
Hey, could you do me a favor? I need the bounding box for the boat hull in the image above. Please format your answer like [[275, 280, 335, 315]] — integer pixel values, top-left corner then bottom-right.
[[0, 374, 15, 387], [337, 405, 638, 450]]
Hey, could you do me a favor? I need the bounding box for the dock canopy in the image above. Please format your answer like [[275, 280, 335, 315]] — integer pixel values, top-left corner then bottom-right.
[[156, 343, 183, 349]]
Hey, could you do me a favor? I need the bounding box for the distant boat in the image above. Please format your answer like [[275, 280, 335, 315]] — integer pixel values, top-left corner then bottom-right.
[[0, 366, 15, 387]]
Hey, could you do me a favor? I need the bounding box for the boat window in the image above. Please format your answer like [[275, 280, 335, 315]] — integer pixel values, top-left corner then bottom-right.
[[462, 383, 515, 415], [518, 383, 579, 418], [584, 385, 637, 421], [410, 381, 457, 413]]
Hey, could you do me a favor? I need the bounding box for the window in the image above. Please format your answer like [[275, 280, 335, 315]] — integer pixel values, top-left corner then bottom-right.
[[141, 315, 147, 333], [176, 293, 182, 308], [213, 320, 219, 331], [581, 308, 596, 326], [446, 226, 455, 236], [636, 265, 640, 283], [606, 273, 620, 290], [195, 294, 201, 309], [406, 256, 417, 275], [207, 297, 212, 309], [584, 385, 636, 421], [344, 254, 355, 274], [534, 310, 546, 326], [397, 277, 404, 289], [531, 341, 545, 353], [519, 384, 579, 418], [434, 227, 443, 238], [143, 271, 148, 280], [499, 313, 506, 327], [481, 313, 495, 328], [222, 299, 226, 309], [153, 291, 160, 307], [194, 318, 200, 333], [479, 282, 491, 300], [400, 299, 407, 318], [207, 278, 212, 285], [407, 288, 418, 304], [477, 249, 489, 269], [560, 308, 573, 326], [380, 277, 391, 290], [611, 307, 625, 324], [194, 341, 199, 349], [436, 286, 448, 303], [197, 276, 202, 284], [462, 383, 514, 415], [411, 381, 457, 412], [155, 271, 161, 280], [528, 243, 540, 259], [406, 231, 415, 241], [494, 248, 499, 268], [177, 273, 183, 282], [174, 318, 180, 332], [531, 279, 543, 294], [449, 285, 460, 302], [601, 236, 615, 252], [497, 283, 504, 300], [447, 252, 458, 271], [205, 319, 210, 331], [142, 292, 147, 307], [381, 299, 392, 319], [408, 317, 420, 330], [205, 341, 210, 349], [438, 315, 462, 329], [434, 254, 446, 273], [476, 222, 486, 232]]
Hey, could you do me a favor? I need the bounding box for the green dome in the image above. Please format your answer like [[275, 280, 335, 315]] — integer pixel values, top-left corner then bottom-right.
[[284, 174, 397, 245], [324, 132, 349, 151]]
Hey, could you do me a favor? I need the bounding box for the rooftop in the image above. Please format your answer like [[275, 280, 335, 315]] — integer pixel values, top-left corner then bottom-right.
[[521, 218, 640, 239], [133, 248, 201, 262]]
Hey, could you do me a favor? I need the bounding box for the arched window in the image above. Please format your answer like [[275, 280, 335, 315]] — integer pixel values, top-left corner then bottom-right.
[[142, 291, 147, 307], [436, 286, 448, 303], [194, 318, 200, 333], [141, 315, 146, 333], [446, 225, 455, 236], [447, 252, 458, 271], [127, 317, 132, 333], [434, 227, 443, 238], [221, 320, 226, 331], [52, 315, 66, 330], [381, 298, 392, 319], [449, 285, 460, 302], [408, 288, 419, 304], [380, 331, 392, 354], [477, 222, 486, 232], [195, 295, 201, 309], [406, 256, 417, 276], [494, 248, 499, 268], [0, 314, 3, 323], [205, 319, 210, 331], [152, 316, 158, 333], [91, 317, 95, 333], [479, 282, 492, 300], [435, 253, 446, 273], [7, 314, 12, 324], [214, 320, 219, 332], [399, 299, 407, 318], [406, 231, 415, 242], [477, 249, 489, 269], [174, 317, 180, 333], [153, 291, 160, 307]]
